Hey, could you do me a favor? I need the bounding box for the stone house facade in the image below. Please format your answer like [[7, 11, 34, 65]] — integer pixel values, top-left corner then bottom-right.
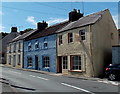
[[6, 40, 23, 68], [6, 29, 37, 68], [56, 9, 118, 77]]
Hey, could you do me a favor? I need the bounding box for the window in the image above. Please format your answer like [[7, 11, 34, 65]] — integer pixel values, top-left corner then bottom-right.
[[71, 55, 81, 70], [13, 43, 16, 52], [79, 30, 85, 40], [44, 38, 48, 48], [18, 54, 21, 65], [28, 42, 32, 51], [2, 53, 4, 57], [59, 35, 63, 45], [68, 33, 73, 43], [43, 56, 50, 68], [62, 56, 68, 69], [9, 44, 11, 53], [111, 33, 114, 40], [27, 57, 32, 67], [8, 55, 11, 65], [18, 42, 21, 52], [13, 55, 16, 67], [35, 40, 39, 50]]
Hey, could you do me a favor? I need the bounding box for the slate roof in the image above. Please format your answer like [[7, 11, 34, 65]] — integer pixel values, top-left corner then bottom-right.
[[0, 32, 19, 52], [10, 29, 37, 42], [57, 9, 108, 33], [26, 21, 69, 41]]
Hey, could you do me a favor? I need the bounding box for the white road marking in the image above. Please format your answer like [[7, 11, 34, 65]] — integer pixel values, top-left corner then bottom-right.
[[29, 75, 49, 80], [29, 75, 36, 77], [10, 71, 21, 74], [61, 83, 95, 94], [98, 80, 119, 86], [37, 76, 49, 80]]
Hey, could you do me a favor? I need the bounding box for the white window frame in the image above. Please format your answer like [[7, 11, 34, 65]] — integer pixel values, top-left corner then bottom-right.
[[28, 42, 32, 51], [35, 40, 39, 50], [71, 55, 81, 70], [79, 29, 85, 40], [62, 56, 68, 69], [27, 57, 33, 67], [44, 38, 48, 48], [43, 56, 50, 68], [68, 33, 73, 43]]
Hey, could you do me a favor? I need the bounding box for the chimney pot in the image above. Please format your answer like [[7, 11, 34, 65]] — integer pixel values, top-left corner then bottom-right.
[[69, 9, 83, 22], [11, 27, 17, 32], [37, 21, 48, 31]]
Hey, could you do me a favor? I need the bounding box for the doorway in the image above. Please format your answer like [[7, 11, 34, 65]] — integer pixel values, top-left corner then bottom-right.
[[57, 56, 62, 73], [35, 55, 39, 70]]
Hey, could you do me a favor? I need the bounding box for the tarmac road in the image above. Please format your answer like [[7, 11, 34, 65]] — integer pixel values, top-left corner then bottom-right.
[[1, 66, 119, 94]]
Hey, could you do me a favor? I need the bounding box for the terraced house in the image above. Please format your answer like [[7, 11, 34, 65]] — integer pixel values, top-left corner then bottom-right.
[[6, 29, 37, 68], [0, 27, 19, 64], [57, 9, 118, 77], [6, 9, 119, 77], [24, 21, 69, 72]]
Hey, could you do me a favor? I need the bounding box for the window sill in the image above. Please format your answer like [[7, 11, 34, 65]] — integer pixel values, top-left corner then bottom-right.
[[63, 69, 68, 70], [28, 66, 32, 68], [68, 42, 74, 44], [59, 44, 63, 46], [43, 47, 48, 49], [68, 70, 83, 72], [35, 49, 39, 51], [44, 67, 50, 69]]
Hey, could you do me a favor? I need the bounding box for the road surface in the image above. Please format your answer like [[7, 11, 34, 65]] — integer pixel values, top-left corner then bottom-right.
[[1, 66, 119, 94]]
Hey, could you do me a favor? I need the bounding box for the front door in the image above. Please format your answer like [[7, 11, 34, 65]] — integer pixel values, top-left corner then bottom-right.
[[57, 56, 62, 73], [35, 55, 39, 70]]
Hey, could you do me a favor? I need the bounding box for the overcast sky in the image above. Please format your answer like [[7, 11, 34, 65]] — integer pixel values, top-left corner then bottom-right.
[[1, 2, 119, 33]]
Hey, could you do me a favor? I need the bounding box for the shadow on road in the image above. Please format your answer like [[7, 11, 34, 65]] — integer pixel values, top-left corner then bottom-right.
[[0, 77, 36, 91], [10, 85, 36, 91]]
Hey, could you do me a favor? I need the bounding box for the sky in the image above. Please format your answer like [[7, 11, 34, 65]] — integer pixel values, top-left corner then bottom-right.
[[0, 2, 119, 33]]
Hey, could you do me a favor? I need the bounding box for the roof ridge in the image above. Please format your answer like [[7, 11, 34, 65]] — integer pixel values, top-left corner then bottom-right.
[[57, 9, 109, 33], [81, 9, 108, 19], [46, 20, 69, 29]]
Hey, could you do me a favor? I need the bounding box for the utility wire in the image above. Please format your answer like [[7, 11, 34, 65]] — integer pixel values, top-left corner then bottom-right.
[[34, 2, 69, 12], [1, 5, 66, 16]]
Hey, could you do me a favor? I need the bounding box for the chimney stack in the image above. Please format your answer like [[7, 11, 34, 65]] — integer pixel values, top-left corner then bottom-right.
[[11, 27, 17, 32], [37, 20, 48, 31], [69, 9, 83, 22]]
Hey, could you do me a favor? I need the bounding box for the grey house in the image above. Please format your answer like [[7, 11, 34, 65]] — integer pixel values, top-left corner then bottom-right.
[[0, 27, 19, 64]]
